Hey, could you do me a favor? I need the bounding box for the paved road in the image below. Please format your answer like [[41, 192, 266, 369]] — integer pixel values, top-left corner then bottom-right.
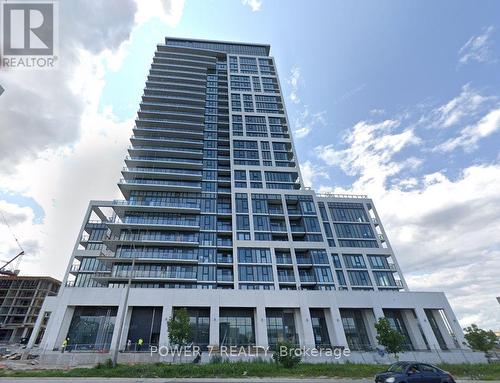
[[0, 380, 352, 383], [0, 379, 491, 383]]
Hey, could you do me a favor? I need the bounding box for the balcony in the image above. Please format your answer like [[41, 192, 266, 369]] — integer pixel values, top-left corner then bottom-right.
[[101, 249, 198, 263], [216, 273, 234, 282], [278, 274, 295, 283], [296, 257, 313, 265], [103, 233, 199, 251], [216, 223, 232, 232], [130, 135, 204, 148], [107, 216, 200, 234], [275, 256, 293, 265], [121, 167, 202, 181], [135, 117, 204, 131], [124, 155, 202, 169], [112, 199, 200, 216], [128, 145, 203, 159], [118, 178, 201, 197], [100, 269, 198, 281], [299, 274, 316, 283]]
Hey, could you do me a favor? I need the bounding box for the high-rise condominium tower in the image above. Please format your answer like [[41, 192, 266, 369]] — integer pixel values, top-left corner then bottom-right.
[[29, 38, 480, 364]]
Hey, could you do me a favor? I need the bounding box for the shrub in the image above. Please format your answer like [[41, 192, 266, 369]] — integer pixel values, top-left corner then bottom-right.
[[272, 341, 301, 368]]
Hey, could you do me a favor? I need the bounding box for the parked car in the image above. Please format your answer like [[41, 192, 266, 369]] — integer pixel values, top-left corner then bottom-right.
[[375, 361, 456, 383]]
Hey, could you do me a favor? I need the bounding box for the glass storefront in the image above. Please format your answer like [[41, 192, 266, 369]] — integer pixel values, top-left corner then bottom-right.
[[383, 309, 414, 351], [126, 307, 162, 350], [266, 308, 298, 347], [66, 306, 117, 352], [219, 308, 255, 346], [185, 307, 210, 349], [340, 309, 372, 351], [310, 308, 331, 348]]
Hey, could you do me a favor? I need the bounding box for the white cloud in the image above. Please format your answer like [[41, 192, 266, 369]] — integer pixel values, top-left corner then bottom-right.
[[459, 26, 496, 65], [300, 161, 329, 188], [313, 112, 500, 329], [241, 0, 262, 12], [432, 84, 493, 129], [0, 0, 185, 280], [315, 119, 421, 193], [292, 107, 326, 139], [437, 107, 500, 152], [135, 0, 185, 27], [287, 65, 301, 104]]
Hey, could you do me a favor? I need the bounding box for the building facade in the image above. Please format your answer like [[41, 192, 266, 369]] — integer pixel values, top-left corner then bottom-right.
[[0, 276, 60, 344], [29, 38, 481, 364]]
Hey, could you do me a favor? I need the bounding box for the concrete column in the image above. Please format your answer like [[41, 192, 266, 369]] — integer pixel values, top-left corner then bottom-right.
[[159, 305, 172, 347], [119, 307, 133, 350], [441, 305, 466, 348], [299, 306, 315, 348], [328, 306, 348, 347], [362, 309, 378, 349], [415, 308, 441, 350], [270, 250, 280, 291], [371, 307, 385, 347], [373, 306, 385, 320], [402, 309, 427, 350], [109, 295, 127, 354], [49, 306, 74, 351], [255, 305, 268, 348], [209, 305, 219, 347], [431, 309, 457, 350], [27, 309, 45, 348]]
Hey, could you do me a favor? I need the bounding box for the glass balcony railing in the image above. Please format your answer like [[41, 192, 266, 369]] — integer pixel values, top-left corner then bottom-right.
[[129, 145, 203, 154], [123, 167, 202, 176], [118, 179, 201, 188], [113, 199, 200, 210], [130, 135, 203, 145], [216, 273, 234, 281], [107, 233, 199, 243], [136, 117, 204, 126], [278, 274, 295, 282], [216, 239, 233, 247], [276, 256, 293, 264], [296, 257, 313, 264], [299, 274, 316, 282], [216, 224, 232, 231], [125, 155, 202, 165], [111, 216, 200, 227], [116, 250, 198, 261], [111, 270, 198, 279]]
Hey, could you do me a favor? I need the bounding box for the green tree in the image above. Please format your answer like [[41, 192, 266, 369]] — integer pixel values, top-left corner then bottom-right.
[[374, 317, 406, 359], [167, 308, 191, 362], [463, 324, 497, 353]]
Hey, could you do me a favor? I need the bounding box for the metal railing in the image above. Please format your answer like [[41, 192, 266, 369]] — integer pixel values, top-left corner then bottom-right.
[[128, 145, 203, 154], [278, 275, 295, 282], [316, 192, 368, 199], [123, 167, 201, 176], [125, 155, 202, 165], [111, 216, 200, 227], [130, 135, 203, 145], [118, 179, 201, 188], [113, 199, 200, 210]]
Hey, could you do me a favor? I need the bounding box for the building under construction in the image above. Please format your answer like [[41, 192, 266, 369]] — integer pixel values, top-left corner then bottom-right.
[[0, 276, 60, 344]]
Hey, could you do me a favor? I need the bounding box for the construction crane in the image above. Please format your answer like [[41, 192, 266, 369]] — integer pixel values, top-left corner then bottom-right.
[[0, 210, 24, 276]]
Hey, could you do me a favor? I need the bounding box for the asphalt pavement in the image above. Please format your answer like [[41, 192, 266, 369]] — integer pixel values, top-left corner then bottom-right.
[[0, 378, 492, 383]]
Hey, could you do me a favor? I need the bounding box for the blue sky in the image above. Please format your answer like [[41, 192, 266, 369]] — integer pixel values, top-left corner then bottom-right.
[[1, 0, 499, 329], [100, 0, 500, 190]]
